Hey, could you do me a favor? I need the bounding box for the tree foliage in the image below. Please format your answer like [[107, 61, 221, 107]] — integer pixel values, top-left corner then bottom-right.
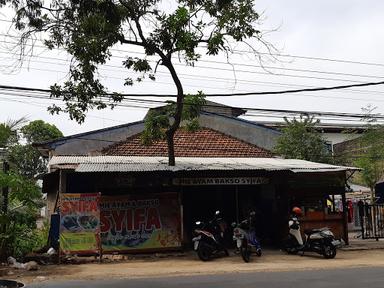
[[141, 92, 206, 144], [20, 119, 63, 143], [0, 118, 27, 148], [274, 115, 332, 163], [7, 120, 63, 179], [1, 0, 267, 165], [0, 167, 43, 260], [0, 119, 60, 259], [337, 106, 384, 197], [352, 125, 384, 193], [0, 171, 42, 211]]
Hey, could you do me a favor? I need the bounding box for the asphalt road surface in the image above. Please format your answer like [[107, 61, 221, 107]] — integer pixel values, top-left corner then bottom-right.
[[29, 267, 384, 288]]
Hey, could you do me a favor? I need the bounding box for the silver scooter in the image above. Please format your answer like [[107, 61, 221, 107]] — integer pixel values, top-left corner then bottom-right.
[[283, 215, 342, 259]]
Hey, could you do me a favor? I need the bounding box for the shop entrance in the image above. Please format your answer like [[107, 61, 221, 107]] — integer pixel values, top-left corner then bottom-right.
[[182, 183, 280, 246]]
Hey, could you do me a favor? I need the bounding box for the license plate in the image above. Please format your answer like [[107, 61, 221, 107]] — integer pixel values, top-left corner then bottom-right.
[[194, 241, 199, 250], [331, 240, 341, 247]]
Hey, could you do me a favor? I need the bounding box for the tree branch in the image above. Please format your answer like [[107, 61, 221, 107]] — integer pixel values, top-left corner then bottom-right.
[[120, 37, 145, 47]]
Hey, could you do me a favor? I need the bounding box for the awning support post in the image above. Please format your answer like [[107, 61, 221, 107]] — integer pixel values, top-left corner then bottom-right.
[[235, 186, 239, 223]]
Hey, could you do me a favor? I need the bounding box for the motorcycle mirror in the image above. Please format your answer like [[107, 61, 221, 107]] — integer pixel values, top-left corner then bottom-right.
[[195, 221, 201, 225]]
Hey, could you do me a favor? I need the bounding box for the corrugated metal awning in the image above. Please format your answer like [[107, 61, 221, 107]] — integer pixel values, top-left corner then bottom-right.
[[48, 156, 359, 173]]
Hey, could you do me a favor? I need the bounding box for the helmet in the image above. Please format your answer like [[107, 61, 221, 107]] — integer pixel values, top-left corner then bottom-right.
[[292, 207, 302, 216]]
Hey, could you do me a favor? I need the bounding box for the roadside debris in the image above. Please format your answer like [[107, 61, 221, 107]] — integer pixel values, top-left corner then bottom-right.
[[47, 248, 56, 255], [23, 247, 58, 265], [7, 257, 39, 271]]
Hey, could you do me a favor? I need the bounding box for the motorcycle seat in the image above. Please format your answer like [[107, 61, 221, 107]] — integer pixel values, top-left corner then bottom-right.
[[304, 228, 323, 235]]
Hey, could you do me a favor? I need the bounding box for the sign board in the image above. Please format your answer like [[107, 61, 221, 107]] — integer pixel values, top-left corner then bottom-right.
[[59, 193, 101, 255], [100, 193, 181, 252], [173, 177, 269, 186]]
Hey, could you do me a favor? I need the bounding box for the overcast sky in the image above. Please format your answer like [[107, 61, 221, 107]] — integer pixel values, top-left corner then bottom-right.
[[1, 0, 384, 136]]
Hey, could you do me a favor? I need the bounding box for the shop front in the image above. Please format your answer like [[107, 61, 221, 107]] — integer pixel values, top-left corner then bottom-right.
[[287, 172, 348, 242], [45, 156, 355, 255]]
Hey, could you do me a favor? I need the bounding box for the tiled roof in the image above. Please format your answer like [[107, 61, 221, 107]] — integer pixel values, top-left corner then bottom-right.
[[102, 128, 273, 158]]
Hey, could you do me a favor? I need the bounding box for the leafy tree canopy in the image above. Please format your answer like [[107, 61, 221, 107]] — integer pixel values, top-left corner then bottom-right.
[[1, 0, 267, 165], [141, 92, 206, 144], [1, 119, 63, 179], [0, 169, 43, 260], [274, 115, 332, 163], [0, 118, 27, 148], [0, 119, 53, 259], [21, 120, 63, 144], [352, 124, 384, 193]]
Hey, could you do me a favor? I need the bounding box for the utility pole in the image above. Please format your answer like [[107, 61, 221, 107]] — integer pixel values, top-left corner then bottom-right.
[[2, 160, 9, 215], [0, 149, 9, 261], [1, 160, 9, 264]]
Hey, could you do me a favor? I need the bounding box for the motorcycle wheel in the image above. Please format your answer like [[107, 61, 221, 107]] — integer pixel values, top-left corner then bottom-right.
[[286, 249, 299, 255], [283, 238, 298, 255], [240, 241, 251, 263], [197, 243, 211, 261], [323, 244, 337, 259]]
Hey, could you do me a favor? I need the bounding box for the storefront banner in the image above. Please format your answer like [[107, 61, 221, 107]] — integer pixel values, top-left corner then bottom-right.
[[100, 193, 181, 252], [60, 193, 100, 254], [173, 177, 269, 186]]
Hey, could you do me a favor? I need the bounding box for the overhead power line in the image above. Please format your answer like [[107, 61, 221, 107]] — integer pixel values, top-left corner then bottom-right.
[[3, 50, 384, 100], [1, 29, 384, 68], [1, 80, 384, 98], [202, 81, 384, 97], [230, 48, 384, 68], [1, 84, 384, 122], [1, 35, 384, 85]]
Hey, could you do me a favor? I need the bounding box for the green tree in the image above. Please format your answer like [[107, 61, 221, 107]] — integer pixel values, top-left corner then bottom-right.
[[20, 120, 63, 144], [8, 120, 63, 179], [141, 92, 206, 144], [352, 125, 384, 200], [0, 119, 62, 259], [0, 118, 27, 148], [274, 115, 332, 163], [337, 106, 384, 201], [0, 170, 42, 260], [2, 0, 268, 165]]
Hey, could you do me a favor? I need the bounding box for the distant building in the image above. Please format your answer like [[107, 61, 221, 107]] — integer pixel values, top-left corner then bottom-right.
[[255, 121, 365, 154]]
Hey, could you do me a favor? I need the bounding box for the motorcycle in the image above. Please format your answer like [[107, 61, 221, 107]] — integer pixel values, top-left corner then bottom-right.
[[283, 215, 342, 259], [192, 210, 229, 261], [232, 211, 262, 263]]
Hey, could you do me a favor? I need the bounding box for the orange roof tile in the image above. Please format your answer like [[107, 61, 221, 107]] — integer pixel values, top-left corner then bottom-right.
[[102, 128, 272, 158]]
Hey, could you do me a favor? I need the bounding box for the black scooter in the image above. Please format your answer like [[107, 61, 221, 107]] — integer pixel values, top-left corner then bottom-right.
[[192, 210, 229, 261], [283, 215, 342, 259]]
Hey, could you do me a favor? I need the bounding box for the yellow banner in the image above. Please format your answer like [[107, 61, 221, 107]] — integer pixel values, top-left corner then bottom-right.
[[60, 193, 100, 254], [60, 232, 98, 253]]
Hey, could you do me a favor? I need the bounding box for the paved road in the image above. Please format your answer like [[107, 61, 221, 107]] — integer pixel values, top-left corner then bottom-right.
[[29, 267, 384, 288]]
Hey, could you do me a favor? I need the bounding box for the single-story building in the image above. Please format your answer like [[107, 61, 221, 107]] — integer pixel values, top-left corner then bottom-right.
[[37, 105, 358, 254], [46, 156, 356, 252]]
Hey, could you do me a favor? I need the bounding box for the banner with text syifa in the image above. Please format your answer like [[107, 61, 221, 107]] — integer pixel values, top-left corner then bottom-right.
[[60, 193, 100, 254], [100, 193, 181, 252]]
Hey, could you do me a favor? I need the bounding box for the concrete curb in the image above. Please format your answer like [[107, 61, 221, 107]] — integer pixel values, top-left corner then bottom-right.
[[341, 240, 384, 251]]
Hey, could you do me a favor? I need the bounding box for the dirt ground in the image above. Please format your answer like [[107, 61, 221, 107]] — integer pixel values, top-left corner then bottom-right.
[[2, 248, 384, 285]]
